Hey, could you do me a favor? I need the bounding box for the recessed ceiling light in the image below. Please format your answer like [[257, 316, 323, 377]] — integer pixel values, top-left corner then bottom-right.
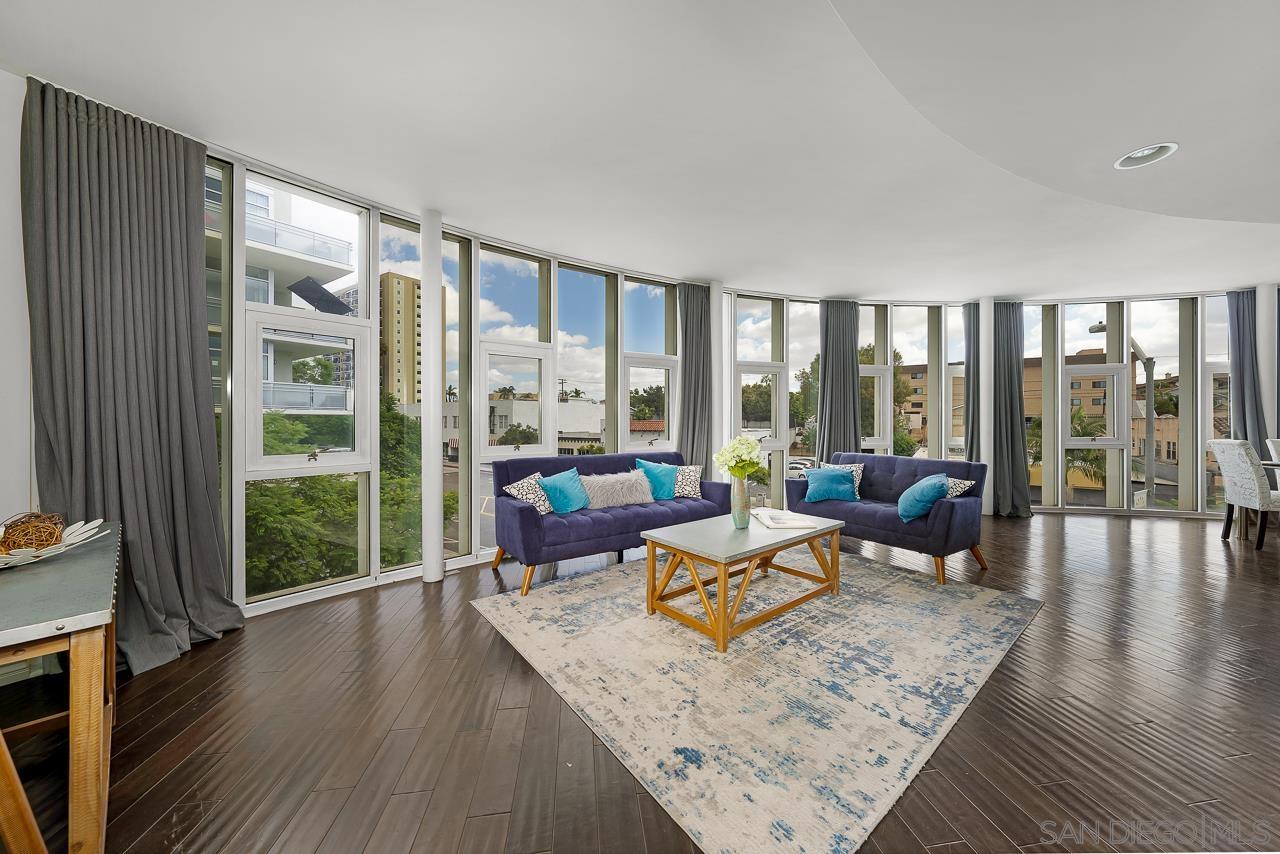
[[1114, 142, 1178, 170]]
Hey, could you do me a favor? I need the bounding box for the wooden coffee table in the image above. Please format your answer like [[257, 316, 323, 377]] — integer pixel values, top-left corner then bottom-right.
[[641, 514, 842, 652]]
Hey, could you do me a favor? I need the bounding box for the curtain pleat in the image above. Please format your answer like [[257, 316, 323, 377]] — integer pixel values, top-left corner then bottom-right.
[[21, 78, 242, 674], [992, 302, 1032, 517], [817, 299, 860, 462], [676, 282, 714, 478]]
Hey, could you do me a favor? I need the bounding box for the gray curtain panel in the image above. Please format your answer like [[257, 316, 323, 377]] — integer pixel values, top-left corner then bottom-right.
[[21, 78, 243, 674], [1226, 288, 1272, 465], [817, 299, 860, 461], [962, 301, 980, 462], [676, 282, 713, 478], [992, 302, 1032, 517]]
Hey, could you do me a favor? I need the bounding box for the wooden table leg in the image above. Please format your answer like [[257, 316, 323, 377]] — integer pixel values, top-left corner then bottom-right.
[[68, 627, 107, 854], [646, 540, 657, 615], [830, 531, 840, 595], [0, 728, 46, 854], [716, 562, 729, 653]]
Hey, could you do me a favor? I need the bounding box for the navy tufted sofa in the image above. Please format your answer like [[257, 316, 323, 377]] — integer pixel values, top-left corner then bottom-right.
[[492, 451, 729, 594], [785, 452, 988, 584]]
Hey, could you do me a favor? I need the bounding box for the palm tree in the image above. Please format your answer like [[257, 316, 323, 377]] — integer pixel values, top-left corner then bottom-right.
[[445, 384, 457, 402], [569, 388, 585, 399], [1027, 409, 1107, 492], [495, 385, 516, 400]]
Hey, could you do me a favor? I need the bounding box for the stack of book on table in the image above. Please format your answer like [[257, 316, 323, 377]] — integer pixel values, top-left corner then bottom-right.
[[750, 508, 819, 529]]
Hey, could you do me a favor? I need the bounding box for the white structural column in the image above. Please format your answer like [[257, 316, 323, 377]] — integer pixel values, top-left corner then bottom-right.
[[979, 296, 995, 515], [1256, 284, 1277, 443], [422, 209, 445, 582], [708, 280, 726, 475]]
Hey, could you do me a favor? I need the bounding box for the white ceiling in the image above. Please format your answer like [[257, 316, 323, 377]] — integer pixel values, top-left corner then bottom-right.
[[1, 0, 1278, 300]]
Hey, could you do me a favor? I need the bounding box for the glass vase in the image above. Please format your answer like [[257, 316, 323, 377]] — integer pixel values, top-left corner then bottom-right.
[[731, 476, 750, 529]]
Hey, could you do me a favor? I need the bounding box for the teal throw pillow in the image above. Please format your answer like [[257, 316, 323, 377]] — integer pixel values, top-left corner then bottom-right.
[[803, 467, 856, 502], [539, 468, 590, 514], [635, 458, 678, 500], [898, 473, 949, 523]]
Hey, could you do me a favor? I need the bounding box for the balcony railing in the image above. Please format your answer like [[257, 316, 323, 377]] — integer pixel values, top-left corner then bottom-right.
[[204, 201, 353, 266], [262, 381, 353, 412], [245, 212, 352, 266]]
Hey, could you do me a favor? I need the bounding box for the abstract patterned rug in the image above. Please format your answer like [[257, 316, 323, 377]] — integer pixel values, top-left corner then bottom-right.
[[473, 546, 1040, 853]]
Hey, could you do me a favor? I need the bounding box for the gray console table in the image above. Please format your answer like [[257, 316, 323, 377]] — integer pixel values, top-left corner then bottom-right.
[[0, 522, 119, 854]]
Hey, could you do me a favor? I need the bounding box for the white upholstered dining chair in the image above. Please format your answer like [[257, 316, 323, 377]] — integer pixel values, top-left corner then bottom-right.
[[1207, 439, 1280, 549]]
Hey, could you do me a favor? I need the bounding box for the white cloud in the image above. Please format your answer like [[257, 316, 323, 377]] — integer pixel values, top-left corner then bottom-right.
[[556, 329, 607, 399], [482, 323, 541, 343], [479, 298, 515, 326]]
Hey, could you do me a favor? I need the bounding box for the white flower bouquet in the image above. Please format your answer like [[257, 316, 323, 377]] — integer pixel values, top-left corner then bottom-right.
[[714, 435, 764, 480]]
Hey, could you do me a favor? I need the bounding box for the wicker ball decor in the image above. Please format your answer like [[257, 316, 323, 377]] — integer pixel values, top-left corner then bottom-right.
[[0, 512, 64, 555]]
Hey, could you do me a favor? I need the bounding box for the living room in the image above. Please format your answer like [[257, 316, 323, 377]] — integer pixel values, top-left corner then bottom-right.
[[1, 2, 1279, 853]]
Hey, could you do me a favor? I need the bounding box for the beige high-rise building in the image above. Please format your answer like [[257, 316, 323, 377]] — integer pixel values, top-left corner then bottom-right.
[[380, 271, 423, 404]]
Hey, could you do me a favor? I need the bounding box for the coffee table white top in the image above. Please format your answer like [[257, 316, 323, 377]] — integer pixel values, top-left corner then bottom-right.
[[641, 513, 841, 564]]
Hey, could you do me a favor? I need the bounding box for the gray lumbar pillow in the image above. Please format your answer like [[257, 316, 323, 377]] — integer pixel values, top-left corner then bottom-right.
[[581, 470, 654, 509]]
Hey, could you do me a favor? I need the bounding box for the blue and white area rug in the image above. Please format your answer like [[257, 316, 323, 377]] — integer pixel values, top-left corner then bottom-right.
[[473, 547, 1040, 853]]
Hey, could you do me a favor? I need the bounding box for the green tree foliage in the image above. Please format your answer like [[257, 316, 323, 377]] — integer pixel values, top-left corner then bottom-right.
[[629, 385, 666, 421], [577, 443, 605, 455], [291, 356, 335, 385], [1026, 409, 1107, 487], [855, 343, 918, 456], [740, 374, 773, 425], [498, 423, 539, 445], [247, 393, 436, 595], [789, 354, 819, 429]]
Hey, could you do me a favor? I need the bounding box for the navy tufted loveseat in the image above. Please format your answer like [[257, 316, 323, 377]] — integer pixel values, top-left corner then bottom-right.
[[785, 452, 988, 584], [492, 452, 729, 594]]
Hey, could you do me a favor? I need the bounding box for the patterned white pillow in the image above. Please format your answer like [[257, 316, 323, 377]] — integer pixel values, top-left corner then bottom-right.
[[503, 473, 553, 515], [673, 465, 703, 499], [810, 462, 864, 497], [946, 477, 976, 498]]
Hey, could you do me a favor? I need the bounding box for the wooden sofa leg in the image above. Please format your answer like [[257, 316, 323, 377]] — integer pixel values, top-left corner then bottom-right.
[[520, 565, 537, 596], [933, 556, 946, 584], [490, 547, 505, 573], [969, 545, 989, 571]]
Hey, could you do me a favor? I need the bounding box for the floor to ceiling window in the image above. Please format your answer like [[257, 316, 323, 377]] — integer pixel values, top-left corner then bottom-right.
[[623, 280, 678, 451], [377, 216, 423, 571], [944, 305, 966, 460], [891, 305, 930, 457], [1203, 294, 1231, 511], [734, 295, 785, 507], [443, 234, 472, 559], [556, 265, 617, 455], [1128, 298, 1197, 511], [204, 157, 232, 581], [477, 246, 552, 550], [242, 175, 371, 601], [1061, 301, 1126, 509], [1023, 304, 1055, 507], [859, 304, 890, 452], [787, 300, 819, 466]]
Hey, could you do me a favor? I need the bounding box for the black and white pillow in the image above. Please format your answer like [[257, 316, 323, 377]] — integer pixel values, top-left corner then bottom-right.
[[946, 477, 976, 498], [812, 462, 864, 497], [503, 473, 553, 515], [674, 465, 703, 499]]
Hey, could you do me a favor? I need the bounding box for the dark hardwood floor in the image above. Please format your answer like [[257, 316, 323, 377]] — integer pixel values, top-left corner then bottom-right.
[[10, 513, 1280, 853]]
